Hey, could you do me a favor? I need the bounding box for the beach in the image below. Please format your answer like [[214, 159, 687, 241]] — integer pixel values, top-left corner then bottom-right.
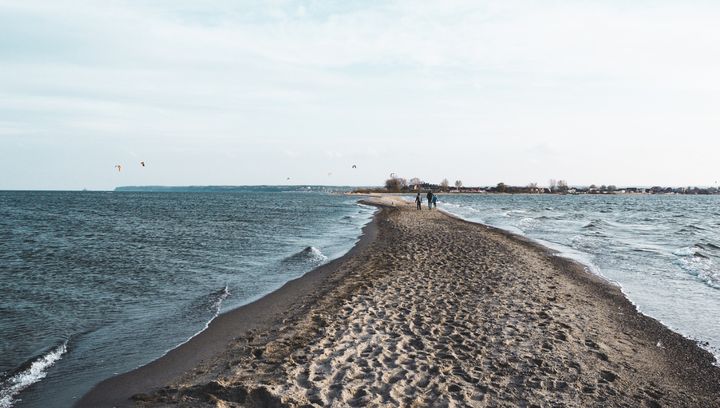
[[79, 197, 720, 407]]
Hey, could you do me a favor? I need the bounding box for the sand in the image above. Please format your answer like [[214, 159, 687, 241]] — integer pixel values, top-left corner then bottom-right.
[[82, 198, 720, 407]]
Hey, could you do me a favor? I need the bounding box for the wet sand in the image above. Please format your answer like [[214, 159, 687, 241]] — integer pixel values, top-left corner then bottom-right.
[[80, 197, 720, 407]]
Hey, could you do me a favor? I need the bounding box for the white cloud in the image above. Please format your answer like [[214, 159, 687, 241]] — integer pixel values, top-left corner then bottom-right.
[[1, 0, 720, 188]]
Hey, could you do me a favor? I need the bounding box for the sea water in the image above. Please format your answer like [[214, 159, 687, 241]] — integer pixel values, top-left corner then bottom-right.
[[438, 194, 720, 361], [0, 190, 374, 408]]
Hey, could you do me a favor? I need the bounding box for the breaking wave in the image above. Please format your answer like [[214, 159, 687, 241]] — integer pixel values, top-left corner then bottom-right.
[[282, 246, 328, 265], [673, 247, 720, 289], [0, 342, 67, 408]]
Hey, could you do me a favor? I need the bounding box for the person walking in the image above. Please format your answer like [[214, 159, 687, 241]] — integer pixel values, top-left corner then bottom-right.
[[426, 191, 433, 210], [432, 194, 438, 209], [415, 192, 422, 210]]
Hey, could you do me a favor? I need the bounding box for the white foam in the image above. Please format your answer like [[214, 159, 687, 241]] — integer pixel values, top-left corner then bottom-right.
[[306, 246, 328, 262], [0, 342, 67, 408], [211, 285, 230, 317], [676, 256, 719, 289], [673, 246, 698, 257]]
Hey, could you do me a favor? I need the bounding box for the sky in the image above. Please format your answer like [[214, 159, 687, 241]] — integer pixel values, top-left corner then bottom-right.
[[1, 0, 720, 190]]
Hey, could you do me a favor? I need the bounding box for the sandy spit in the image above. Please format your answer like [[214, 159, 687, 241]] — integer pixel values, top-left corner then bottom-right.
[[117, 200, 720, 407]]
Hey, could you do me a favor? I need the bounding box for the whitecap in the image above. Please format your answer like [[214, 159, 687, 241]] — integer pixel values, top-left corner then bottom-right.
[[282, 246, 328, 265], [517, 217, 538, 230], [675, 256, 720, 290], [0, 342, 67, 408], [673, 246, 698, 257]]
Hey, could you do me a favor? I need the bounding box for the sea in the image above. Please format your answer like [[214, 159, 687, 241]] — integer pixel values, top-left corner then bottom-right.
[[436, 193, 720, 362], [0, 189, 375, 408]]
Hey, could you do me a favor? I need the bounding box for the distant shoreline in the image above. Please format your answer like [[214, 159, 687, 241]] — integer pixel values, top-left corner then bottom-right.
[[345, 191, 720, 197], [113, 185, 358, 193]]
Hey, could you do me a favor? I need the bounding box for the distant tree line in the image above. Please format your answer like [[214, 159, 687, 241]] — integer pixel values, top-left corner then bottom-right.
[[352, 176, 720, 195]]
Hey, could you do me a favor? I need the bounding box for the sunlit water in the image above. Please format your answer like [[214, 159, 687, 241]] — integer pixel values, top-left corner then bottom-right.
[[437, 194, 720, 362], [0, 191, 374, 408]]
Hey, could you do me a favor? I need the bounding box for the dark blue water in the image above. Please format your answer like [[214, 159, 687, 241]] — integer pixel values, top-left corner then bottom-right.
[[438, 194, 720, 362], [0, 191, 374, 408]]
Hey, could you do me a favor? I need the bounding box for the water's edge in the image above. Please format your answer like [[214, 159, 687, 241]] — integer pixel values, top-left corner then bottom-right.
[[75, 205, 380, 407], [438, 206, 720, 365]]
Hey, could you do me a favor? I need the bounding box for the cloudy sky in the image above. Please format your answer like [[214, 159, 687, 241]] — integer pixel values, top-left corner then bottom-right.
[[2, 0, 719, 190]]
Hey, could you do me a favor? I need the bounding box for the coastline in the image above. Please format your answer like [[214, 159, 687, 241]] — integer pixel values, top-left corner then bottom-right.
[[439, 201, 720, 367], [75, 209, 379, 407], [79, 197, 720, 407]]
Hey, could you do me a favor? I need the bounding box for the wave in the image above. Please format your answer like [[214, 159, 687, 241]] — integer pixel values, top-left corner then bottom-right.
[[674, 246, 703, 257], [580, 219, 630, 232], [282, 246, 328, 265], [356, 203, 376, 211], [168, 285, 231, 358], [676, 257, 719, 290], [209, 286, 230, 317], [341, 213, 365, 224], [673, 247, 719, 289], [582, 220, 606, 230], [0, 342, 67, 408], [697, 242, 720, 251], [679, 224, 707, 233], [183, 285, 230, 319], [631, 247, 662, 255], [517, 217, 538, 230]]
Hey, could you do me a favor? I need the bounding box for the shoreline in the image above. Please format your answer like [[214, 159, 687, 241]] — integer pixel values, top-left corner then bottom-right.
[[75, 209, 380, 407], [79, 197, 720, 406], [437, 204, 720, 364], [438, 207, 720, 361], [401, 195, 720, 363]]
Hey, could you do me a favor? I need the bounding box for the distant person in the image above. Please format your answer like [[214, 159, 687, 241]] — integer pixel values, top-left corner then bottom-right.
[[426, 191, 433, 210], [432, 194, 438, 208], [415, 193, 422, 210]]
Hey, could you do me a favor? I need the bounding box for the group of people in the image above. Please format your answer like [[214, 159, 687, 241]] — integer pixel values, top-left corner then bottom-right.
[[415, 191, 437, 210]]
